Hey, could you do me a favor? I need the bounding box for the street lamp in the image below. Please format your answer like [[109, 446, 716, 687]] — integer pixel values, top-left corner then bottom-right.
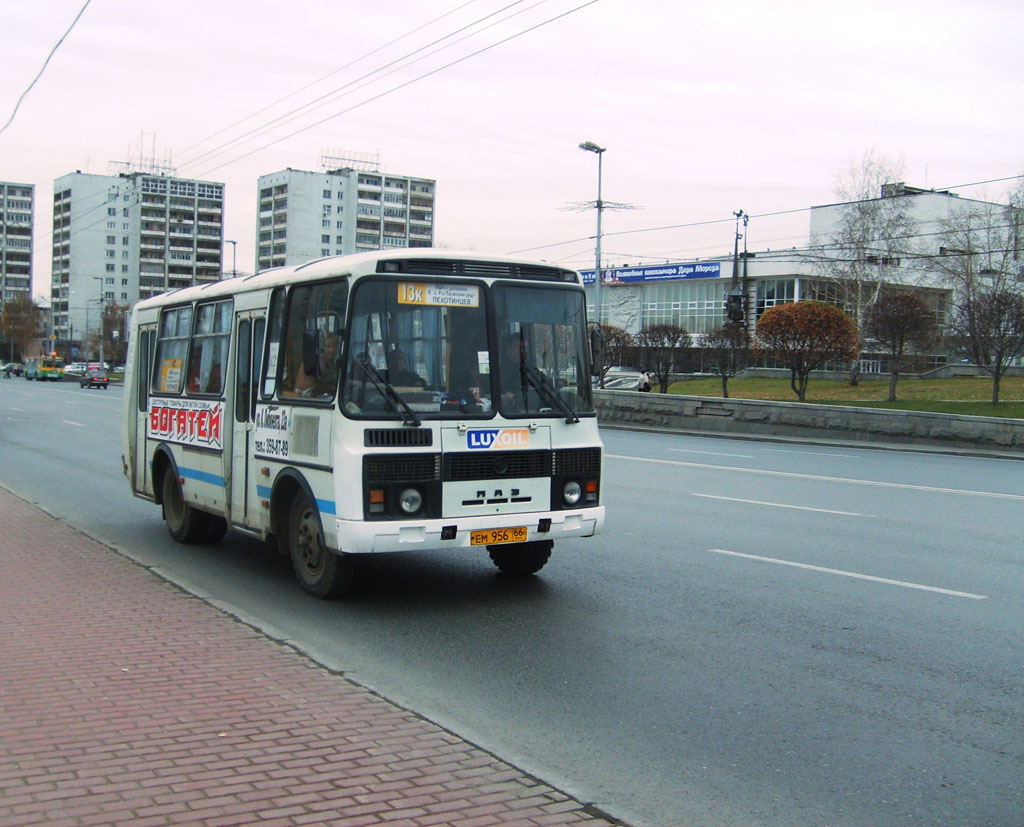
[[225, 239, 237, 277], [579, 140, 606, 386], [92, 277, 105, 366]]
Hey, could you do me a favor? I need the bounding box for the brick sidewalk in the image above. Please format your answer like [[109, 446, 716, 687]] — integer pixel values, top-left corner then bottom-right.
[[0, 487, 619, 826]]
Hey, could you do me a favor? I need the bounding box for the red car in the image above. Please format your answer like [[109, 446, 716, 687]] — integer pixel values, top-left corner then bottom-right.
[[80, 369, 109, 390]]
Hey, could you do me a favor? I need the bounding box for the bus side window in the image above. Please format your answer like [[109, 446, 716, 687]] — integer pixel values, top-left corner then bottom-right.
[[137, 329, 153, 413], [153, 305, 192, 394], [261, 288, 285, 399], [187, 300, 232, 396]]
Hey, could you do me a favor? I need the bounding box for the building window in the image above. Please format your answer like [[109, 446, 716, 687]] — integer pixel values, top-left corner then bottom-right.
[[323, 189, 331, 198], [321, 234, 330, 243], [106, 263, 115, 272]]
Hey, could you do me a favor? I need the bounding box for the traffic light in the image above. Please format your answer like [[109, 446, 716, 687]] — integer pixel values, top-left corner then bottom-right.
[[725, 289, 745, 323]]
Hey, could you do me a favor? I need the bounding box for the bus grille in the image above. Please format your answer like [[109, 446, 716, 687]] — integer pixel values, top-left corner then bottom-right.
[[364, 428, 433, 447], [364, 454, 441, 482], [444, 450, 551, 481], [553, 447, 602, 475]]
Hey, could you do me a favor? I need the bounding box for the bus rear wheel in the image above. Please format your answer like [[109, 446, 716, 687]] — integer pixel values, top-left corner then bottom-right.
[[287, 492, 353, 598], [487, 539, 553, 576], [162, 466, 208, 543]]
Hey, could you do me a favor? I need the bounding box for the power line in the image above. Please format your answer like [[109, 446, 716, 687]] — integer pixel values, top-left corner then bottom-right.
[[177, 0, 517, 169], [191, 0, 599, 179], [0, 0, 92, 137]]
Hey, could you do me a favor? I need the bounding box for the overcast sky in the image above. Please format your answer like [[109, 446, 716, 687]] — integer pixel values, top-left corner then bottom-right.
[[2, 0, 1022, 295]]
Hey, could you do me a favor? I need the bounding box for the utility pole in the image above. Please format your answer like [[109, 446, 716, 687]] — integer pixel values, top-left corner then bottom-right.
[[727, 210, 746, 325], [579, 140, 606, 386]]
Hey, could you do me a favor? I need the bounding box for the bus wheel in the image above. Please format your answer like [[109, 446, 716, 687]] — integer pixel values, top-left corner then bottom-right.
[[162, 467, 207, 543], [487, 539, 553, 576], [202, 514, 228, 543], [288, 492, 353, 598]]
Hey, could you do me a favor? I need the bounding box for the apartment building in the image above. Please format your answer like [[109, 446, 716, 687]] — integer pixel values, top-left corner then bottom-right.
[[256, 166, 435, 272], [51, 171, 224, 349], [1, 181, 34, 308]]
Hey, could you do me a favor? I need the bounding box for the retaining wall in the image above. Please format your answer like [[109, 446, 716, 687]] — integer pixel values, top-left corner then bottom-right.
[[593, 389, 1024, 452]]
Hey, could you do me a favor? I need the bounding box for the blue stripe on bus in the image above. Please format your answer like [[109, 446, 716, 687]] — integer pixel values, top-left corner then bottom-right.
[[255, 484, 335, 516], [179, 466, 226, 488]]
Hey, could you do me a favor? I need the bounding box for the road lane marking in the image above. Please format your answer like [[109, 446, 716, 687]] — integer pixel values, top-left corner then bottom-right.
[[763, 448, 858, 458], [709, 548, 988, 600], [63, 420, 86, 427], [606, 454, 1024, 501], [691, 493, 869, 517], [669, 448, 754, 458]]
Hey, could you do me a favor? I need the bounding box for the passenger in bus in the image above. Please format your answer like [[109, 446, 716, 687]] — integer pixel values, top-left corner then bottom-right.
[[385, 349, 426, 388], [296, 334, 339, 398]]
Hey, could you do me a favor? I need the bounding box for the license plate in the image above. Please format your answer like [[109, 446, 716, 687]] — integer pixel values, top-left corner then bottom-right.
[[470, 526, 527, 546]]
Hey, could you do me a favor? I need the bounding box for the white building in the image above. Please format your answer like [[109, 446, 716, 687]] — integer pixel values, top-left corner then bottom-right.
[[1, 181, 34, 308], [582, 184, 1014, 353], [52, 172, 224, 353], [256, 166, 435, 272]]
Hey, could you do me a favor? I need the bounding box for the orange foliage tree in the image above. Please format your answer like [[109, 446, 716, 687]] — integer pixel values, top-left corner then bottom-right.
[[755, 302, 859, 401]]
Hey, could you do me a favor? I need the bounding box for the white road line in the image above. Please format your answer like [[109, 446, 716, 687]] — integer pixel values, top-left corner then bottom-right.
[[606, 453, 1024, 501], [763, 448, 857, 458], [709, 548, 988, 600], [10, 406, 23, 412], [692, 493, 869, 517], [63, 420, 86, 427], [668, 448, 754, 458]]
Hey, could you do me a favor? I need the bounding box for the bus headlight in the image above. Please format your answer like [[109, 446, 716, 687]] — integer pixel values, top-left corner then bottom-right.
[[399, 487, 423, 514], [562, 480, 582, 506]]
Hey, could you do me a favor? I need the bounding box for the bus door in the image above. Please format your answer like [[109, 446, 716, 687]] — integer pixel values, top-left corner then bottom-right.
[[133, 324, 157, 496], [230, 311, 266, 527]]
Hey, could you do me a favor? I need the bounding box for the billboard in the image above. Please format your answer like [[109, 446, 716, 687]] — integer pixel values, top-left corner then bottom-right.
[[581, 261, 722, 285]]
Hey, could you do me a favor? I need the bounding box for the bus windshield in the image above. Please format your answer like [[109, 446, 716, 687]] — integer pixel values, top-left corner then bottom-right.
[[341, 278, 594, 420]]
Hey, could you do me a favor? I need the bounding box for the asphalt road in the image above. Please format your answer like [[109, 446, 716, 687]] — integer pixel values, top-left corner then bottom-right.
[[2, 378, 1023, 826]]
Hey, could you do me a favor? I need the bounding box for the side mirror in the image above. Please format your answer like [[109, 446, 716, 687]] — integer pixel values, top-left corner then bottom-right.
[[301, 329, 321, 377], [589, 325, 604, 377]]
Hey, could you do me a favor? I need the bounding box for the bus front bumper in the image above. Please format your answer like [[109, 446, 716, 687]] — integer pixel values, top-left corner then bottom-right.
[[334, 506, 605, 554]]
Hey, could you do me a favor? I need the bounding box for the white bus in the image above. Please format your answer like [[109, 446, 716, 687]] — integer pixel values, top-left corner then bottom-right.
[[121, 250, 605, 598]]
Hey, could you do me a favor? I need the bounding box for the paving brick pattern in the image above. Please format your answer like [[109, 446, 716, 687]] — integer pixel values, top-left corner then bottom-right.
[[0, 488, 618, 826]]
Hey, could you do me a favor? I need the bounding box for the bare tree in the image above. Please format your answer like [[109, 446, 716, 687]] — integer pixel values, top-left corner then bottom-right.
[[635, 324, 690, 393], [929, 178, 1024, 402], [701, 325, 749, 398], [809, 149, 918, 385], [950, 288, 1024, 404], [862, 290, 938, 402], [0, 295, 43, 361], [599, 324, 636, 381]]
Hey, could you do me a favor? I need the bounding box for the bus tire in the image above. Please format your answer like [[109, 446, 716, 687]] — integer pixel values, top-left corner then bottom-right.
[[288, 492, 353, 598], [201, 514, 229, 543], [487, 539, 553, 576], [161, 466, 208, 543]]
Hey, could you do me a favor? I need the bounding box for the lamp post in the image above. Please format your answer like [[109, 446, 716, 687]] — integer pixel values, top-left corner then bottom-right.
[[579, 140, 606, 386], [92, 277, 105, 366], [225, 239, 237, 277]]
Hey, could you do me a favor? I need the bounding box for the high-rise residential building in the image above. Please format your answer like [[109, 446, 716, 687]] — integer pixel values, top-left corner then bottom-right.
[[1, 181, 34, 308], [255, 166, 435, 272], [51, 171, 224, 351]]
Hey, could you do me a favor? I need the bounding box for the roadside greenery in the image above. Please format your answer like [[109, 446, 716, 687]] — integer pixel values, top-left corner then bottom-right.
[[665, 376, 1024, 419]]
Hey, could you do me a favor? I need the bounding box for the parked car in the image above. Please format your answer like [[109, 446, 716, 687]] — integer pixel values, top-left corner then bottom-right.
[[64, 362, 87, 375], [80, 369, 109, 390], [3, 362, 23, 376]]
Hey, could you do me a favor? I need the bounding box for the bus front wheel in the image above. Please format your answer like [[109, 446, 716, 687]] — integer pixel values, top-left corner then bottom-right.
[[162, 467, 208, 543], [287, 492, 353, 598], [487, 539, 553, 576]]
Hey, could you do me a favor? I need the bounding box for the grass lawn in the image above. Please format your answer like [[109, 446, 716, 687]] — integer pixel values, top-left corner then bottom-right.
[[665, 375, 1024, 419]]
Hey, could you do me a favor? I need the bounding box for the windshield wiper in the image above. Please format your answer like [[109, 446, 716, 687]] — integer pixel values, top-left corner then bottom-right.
[[354, 355, 421, 427], [524, 365, 579, 424]]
